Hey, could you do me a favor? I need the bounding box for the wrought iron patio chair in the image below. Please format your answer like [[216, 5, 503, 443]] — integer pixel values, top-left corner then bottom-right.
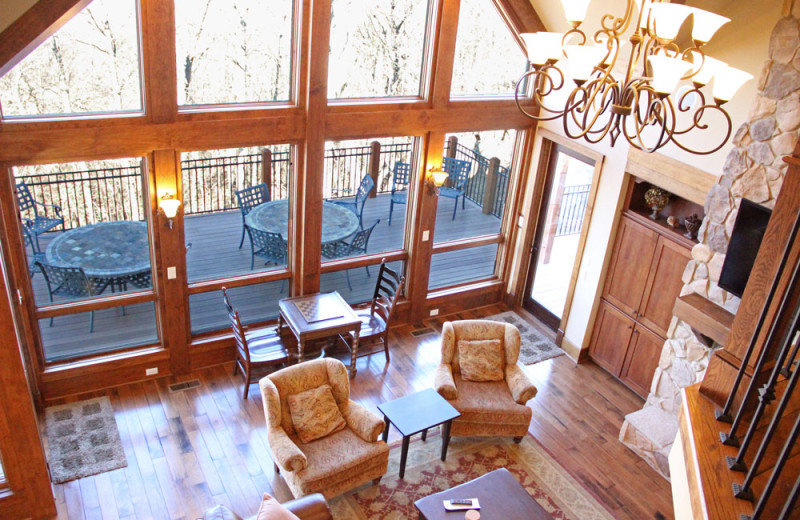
[[339, 259, 405, 364], [235, 183, 271, 249], [223, 287, 292, 399], [388, 162, 411, 226], [438, 156, 472, 220], [16, 181, 64, 251], [35, 261, 110, 332], [245, 225, 287, 270], [321, 219, 380, 290], [23, 224, 46, 279], [330, 174, 375, 229]]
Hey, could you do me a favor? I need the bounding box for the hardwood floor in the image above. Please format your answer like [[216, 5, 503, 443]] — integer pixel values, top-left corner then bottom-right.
[[45, 304, 673, 520]]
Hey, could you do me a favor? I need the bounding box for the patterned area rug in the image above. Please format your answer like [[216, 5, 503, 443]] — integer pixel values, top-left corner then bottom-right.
[[332, 434, 613, 520], [485, 311, 564, 365], [44, 396, 127, 484]]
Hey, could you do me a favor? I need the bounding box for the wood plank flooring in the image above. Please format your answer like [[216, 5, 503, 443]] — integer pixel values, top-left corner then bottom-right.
[[45, 305, 674, 520], [30, 194, 501, 360]]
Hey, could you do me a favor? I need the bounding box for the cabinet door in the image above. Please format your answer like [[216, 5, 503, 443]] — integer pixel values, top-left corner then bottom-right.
[[603, 216, 658, 318], [589, 301, 635, 376], [620, 324, 664, 398], [638, 236, 692, 337]]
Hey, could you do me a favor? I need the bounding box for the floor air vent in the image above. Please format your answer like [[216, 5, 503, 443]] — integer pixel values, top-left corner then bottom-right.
[[411, 327, 435, 337], [169, 379, 202, 392]]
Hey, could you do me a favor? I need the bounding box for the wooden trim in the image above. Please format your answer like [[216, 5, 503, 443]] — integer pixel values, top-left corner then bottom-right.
[[494, 0, 546, 35], [0, 0, 93, 77], [430, 0, 459, 107], [626, 147, 716, 205], [431, 234, 503, 254], [187, 270, 291, 295], [34, 291, 156, 319], [426, 280, 504, 316], [319, 250, 407, 274], [672, 293, 735, 346]]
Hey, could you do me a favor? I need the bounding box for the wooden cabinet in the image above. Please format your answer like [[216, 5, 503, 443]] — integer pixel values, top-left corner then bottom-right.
[[590, 211, 694, 398]]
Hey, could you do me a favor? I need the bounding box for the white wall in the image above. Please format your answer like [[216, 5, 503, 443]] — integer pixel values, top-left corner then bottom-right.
[[528, 0, 783, 350]]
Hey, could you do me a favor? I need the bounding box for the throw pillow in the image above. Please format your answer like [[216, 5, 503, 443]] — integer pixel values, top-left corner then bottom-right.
[[256, 493, 300, 520], [287, 384, 346, 443], [458, 338, 504, 381]]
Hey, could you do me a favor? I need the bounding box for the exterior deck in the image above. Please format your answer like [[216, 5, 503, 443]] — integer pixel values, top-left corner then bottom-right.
[[30, 193, 505, 361]]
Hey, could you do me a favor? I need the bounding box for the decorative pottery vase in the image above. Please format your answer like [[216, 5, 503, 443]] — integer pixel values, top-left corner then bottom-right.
[[644, 187, 670, 220], [684, 214, 702, 240], [667, 215, 679, 228]]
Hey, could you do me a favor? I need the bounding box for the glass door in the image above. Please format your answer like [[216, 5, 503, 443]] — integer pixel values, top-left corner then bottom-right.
[[523, 145, 595, 331]]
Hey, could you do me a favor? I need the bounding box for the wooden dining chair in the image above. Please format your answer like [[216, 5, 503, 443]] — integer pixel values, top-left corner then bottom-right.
[[339, 259, 404, 364], [222, 287, 292, 399]]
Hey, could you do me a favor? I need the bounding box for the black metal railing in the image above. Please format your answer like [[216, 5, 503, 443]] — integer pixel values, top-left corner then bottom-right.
[[18, 166, 145, 230], [556, 184, 591, 236], [181, 151, 291, 215], [16, 137, 514, 228], [714, 210, 800, 520]]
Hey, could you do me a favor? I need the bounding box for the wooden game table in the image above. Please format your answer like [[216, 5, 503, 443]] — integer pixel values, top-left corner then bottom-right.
[[278, 291, 362, 377]]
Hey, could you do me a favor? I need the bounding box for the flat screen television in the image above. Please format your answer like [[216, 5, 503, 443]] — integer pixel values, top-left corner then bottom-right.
[[718, 198, 772, 299]]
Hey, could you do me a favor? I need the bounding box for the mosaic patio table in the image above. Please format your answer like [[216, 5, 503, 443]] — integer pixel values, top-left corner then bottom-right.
[[46, 221, 152, 288], [245, 199, 359, 244]]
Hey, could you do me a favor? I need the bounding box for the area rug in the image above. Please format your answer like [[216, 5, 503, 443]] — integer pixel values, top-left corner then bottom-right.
[[44, 396, 127, 484], [331, 434, 613, 520], [485, 310, 564, 365]]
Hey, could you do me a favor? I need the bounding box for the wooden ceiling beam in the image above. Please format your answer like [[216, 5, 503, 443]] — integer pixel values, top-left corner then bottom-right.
[[495, 0, 546, 35], [0, 0, 93, 78]]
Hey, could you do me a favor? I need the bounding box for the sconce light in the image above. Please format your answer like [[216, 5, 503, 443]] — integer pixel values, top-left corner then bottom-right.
[[158, 192, 181, 229], [426, 165, 449, 195]]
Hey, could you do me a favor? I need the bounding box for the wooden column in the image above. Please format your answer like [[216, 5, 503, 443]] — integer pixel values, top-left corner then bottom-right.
[[482, 157, 500, 215], [151, 149, 190, 375], [0, 259, 56, 518], [368, 140, 381, 198], [701, 140, 800, 406], [294, 0, 331, 296], [140, 0, 177, 124], [261, 148, 273, 189]]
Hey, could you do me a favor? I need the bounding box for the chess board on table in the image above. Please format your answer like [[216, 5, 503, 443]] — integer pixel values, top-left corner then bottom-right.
[[292, 294, 344, 324]]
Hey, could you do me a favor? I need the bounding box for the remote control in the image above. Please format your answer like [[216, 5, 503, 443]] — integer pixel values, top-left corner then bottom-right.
[[450, 500, 473, 505]]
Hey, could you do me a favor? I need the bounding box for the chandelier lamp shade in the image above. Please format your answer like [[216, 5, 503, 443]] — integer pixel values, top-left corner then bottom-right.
[[515, 0, 753, 154]]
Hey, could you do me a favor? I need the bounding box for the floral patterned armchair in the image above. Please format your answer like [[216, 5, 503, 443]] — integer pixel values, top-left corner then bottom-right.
[[434, 320, 538, 442], [259, 358, 389, 499]]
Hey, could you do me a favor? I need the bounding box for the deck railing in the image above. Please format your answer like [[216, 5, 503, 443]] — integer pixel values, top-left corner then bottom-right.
[[556, 184, 591, 236], [16, 138, 517, 230]]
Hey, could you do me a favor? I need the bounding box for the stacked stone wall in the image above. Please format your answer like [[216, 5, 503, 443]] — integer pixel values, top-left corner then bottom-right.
[[621, 9, 800, 478]]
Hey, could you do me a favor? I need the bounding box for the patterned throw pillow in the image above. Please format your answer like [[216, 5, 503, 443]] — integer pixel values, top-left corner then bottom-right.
[[458, 339, 504, 381], [287, 384, 346, 443], [255, 493, 300, 520]]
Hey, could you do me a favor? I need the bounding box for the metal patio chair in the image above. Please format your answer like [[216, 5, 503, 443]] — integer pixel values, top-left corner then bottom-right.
[[245, 225, 287, 270], [438, 157, 472, 220], [388, 162, 411, 226], [330, 174, 375, 229], [16, 181, 64, 251], [321, 219, 380, 290], [235, 183, 271, 249], [36, 261, 110, 332]]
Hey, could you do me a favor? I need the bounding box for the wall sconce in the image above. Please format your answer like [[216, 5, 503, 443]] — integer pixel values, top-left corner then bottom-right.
[[158, 192, 181, 229], [426, 165, 449, 195]]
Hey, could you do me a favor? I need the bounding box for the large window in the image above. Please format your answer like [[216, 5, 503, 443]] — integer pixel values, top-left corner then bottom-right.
[[175, 0, 294, 106], [0, 0, 143, 119], [181, 145, 293, 334], [434, 130, 516, 243], [328, 0, 431, 99], [14, 158, 158, 362], [450, 0, 527, 97]]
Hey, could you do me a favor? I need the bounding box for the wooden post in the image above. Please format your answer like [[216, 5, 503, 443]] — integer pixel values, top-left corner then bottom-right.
[[482, 157, 500, 215], [261, 148, 272, 191], [446, 136, 458, 159], [368, 140, 380, 198]]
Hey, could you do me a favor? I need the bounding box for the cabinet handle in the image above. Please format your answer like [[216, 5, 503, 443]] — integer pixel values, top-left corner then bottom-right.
[[633, 329, 639, 335], [627, 325, 632, 330]]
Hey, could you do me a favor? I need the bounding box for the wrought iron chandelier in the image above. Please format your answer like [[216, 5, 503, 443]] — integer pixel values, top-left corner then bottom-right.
[[515, 0, 753, 154]]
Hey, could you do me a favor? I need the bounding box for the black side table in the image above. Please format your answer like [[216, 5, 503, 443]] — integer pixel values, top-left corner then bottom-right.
[[378, 388, 461, 478]]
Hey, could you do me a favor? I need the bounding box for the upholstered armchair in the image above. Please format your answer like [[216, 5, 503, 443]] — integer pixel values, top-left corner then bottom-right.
[[260, 358, 389, 499], [434, 319, 538, 441]]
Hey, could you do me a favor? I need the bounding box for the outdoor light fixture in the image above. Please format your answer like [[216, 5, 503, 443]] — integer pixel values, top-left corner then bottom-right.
[[426, 165, 449, 195], [158, 192, 181, 228], [515, 0, 753, 154]]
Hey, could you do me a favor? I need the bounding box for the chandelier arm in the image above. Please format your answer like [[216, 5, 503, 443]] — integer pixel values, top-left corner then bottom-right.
[[668, 105, 733, 155], [624, 89, 674, 153], [514, 68, 581, 122], [563, 82, 618, 143]]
